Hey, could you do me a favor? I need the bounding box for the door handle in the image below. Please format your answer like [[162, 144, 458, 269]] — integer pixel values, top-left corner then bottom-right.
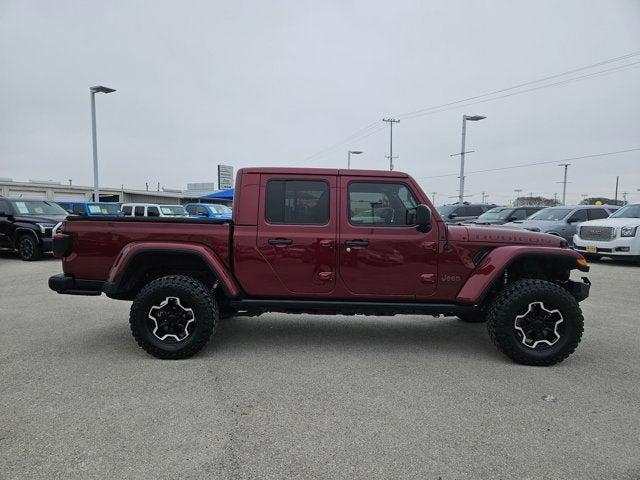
[[345, 240, 369, 248], [319, 239, 334, 248], [268, 238, 293, 246]]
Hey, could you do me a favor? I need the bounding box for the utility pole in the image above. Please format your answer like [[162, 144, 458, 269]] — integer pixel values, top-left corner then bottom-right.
[[558, 163, 570, 205], [382, 118, 400, 171], [431, 192, 437, 206], [481, 191, 488, 203], [622, 192, 628, 204], [553, 192, 558, 205], [514, 189, 522, 206], [614, 175, 619, 204], [89, 85, 116, 202], [452, 114, 486, 205]]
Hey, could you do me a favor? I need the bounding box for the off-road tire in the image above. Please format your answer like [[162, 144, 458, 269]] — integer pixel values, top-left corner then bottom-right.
[[130, 275, 217, 359], [486, 279, 584, 366], [457, 310, 487, 323], [17, 234, 42, 261]]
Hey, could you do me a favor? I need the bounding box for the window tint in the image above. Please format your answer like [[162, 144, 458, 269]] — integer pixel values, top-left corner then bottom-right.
[[465, 206, 484, 217], [266, 180, 329, 225], [72, 204, 85, 215], [147, 206, 160, 217], [568, 209, 588, 222], [510, 209, 528, 220], [348, 182, 418, 226], [0, 199, 11, 214], [525, 208, 541, 217], [588, 208, 609, 220], [134, 206, 145, 217], [122, 205, 132, 215]]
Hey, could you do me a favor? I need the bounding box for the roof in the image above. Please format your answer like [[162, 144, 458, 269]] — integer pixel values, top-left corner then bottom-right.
[[200, 188, 234, 199], [237, 167, 409, 178]]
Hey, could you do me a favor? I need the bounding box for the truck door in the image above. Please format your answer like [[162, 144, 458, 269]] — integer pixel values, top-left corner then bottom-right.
[[338, 177, 438, 298], [256, 174, 337, 294]]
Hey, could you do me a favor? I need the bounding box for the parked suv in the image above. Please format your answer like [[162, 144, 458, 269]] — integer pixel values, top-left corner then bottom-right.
[[0, 196, 67, 260], [504, 205, 614, 244], [437, 203, 497, 224], [466, 206, 543, 225], [121, 203, 188, 218], [573, 203, 640, 262], [185, 203, 232, 220], [57, 201, 123, 217]]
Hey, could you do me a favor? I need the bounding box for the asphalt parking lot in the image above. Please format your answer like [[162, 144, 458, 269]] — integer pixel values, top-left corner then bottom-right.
[[1, 253, 639, 480]]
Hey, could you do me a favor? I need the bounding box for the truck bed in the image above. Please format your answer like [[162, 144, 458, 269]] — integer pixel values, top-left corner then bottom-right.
[[60, 216, 232, 282]]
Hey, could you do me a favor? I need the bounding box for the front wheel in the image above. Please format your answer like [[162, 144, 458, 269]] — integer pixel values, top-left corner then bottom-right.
[[486, 279, 584, 366], [130, 275, 217, 359], [17, 234, 42, 261]]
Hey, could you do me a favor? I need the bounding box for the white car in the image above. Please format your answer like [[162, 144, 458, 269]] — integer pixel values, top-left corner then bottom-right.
[[121, 203, 188, 218], [573, 203, 640, 262]]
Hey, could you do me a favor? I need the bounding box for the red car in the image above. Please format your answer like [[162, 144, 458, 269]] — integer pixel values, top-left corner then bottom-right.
[[49, 168, 590, 365]]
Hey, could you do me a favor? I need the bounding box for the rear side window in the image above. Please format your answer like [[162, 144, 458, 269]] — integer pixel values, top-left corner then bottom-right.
[[588, 208, 609, 220], [568, 209, 588, 222], [147, 206, 160, 217], [348, 182, 417, 226], [122, 205, 132, 216], [266, 180, 329, 225], [134, 206, 145, 217]]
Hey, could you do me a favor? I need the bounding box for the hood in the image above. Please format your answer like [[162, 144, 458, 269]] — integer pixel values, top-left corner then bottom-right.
[[448, 224, 565, 247], [579, 217, 640, 228], [465, 219, 504, 225], [14, 214, 67, 224]]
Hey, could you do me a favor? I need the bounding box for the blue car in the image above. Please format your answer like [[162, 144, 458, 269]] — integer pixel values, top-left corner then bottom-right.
[[57, 201, 123, 217], [185, 203, 232, 220]]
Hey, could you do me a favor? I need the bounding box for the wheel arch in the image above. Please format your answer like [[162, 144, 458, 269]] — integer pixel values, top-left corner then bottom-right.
[[104, 242, 242, 301], [456, 246, 587, 305], [13, 227, 40, 246]]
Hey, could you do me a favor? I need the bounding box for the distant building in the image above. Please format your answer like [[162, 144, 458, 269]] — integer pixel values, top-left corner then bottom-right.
[[0, 179, 227, 205]]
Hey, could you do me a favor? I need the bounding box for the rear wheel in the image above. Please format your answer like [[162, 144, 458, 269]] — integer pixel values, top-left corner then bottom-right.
[[487, 279, 583, 366], [17, 234, 42, 261], [130, 275, 217, 359]]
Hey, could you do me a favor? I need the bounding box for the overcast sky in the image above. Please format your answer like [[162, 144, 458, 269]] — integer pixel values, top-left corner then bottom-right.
[[1, 0, 639, 204]]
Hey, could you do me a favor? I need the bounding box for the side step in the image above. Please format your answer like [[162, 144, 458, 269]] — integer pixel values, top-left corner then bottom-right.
[[229, 299, 475, 317]]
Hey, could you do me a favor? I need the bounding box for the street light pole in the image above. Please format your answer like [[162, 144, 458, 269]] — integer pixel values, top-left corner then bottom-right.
[[382, 118, 400, 171], [457, 115, 486, 205], [90, 85, 116, 202], [347, 150, 362, 169], [559, 163, 570, 205]]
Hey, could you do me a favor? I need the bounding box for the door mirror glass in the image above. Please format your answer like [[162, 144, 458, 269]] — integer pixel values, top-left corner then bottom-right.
[[415, 204, 431, 232]]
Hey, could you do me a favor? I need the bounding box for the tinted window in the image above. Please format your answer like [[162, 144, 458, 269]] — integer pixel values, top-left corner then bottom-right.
[[465, 206, 484, 217], [348, 182, 417, 226], [122, 205, 133, 215], [0, 199, 11, 214], [72, 204, 85, 215], [568, 209, 588, 222], [266, 180, 329, 225], [525, 208, 541, 217], [134, 206, 145, 217], [587, 208, 609, 220], [510, 209, 528, 221], [147, 206, 160, 217]]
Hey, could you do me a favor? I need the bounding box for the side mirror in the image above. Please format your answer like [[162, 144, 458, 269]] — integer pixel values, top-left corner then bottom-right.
[[415, 204, 431, 232], [448, 213, 458, 219]]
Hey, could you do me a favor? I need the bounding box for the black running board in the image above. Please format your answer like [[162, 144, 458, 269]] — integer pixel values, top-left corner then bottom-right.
[[229, 299, 475, 317]]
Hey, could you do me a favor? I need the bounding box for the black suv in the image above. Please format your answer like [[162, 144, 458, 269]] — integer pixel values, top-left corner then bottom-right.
[[437, 203, 497, 224], [0, 197, 68, 260]]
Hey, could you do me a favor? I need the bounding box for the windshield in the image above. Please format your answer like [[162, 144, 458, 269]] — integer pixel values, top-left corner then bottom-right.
[[10, 200, 67, 216], [610, 204, 640, 219], [159, 205, 187, 216], [209, 204, 232, 214], [528, 208, 572, 221], [477, 207, 512, 221], [437, 205, 456, 216], [87, 203, 121, 215]]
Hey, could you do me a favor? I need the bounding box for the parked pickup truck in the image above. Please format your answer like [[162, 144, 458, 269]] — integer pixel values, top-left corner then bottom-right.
[[49, 168, 591, 365]]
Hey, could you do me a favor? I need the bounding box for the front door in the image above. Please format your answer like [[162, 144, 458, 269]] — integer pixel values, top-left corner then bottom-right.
[[338, 177, 438, 299], [256, 174, 337, 294]]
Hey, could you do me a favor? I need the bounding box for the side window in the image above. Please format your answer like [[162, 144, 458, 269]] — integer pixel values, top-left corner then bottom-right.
[[72, 204, 85, 215], [147, 206, 160, 217], [511, 209, 527, 220], [568, 209, 588, 222], [588, 208, 609, 220], [134, 206, 145, 217], [525, 208, 539, 217], [266, 180, 329, 225], [348, 182, 418, 226], [196, 206, 209, 216], [185, 205, 195, 215], [466, 206, 484, 217], [0, 199, 11, 214], [122, 205, 132, 216]]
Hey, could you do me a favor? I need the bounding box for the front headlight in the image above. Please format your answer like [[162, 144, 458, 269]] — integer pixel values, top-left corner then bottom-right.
[[36, 223, 56, 233], [620, 226, 638, 237]]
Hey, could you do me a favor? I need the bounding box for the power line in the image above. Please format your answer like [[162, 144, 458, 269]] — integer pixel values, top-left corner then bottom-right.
[[415, 147, 640, 180]]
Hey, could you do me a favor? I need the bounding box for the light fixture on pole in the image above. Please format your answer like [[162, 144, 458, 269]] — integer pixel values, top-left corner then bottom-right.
[[347, 150, 363, 169], [90, 85, 116, 202], [453, 114, 486, 205]]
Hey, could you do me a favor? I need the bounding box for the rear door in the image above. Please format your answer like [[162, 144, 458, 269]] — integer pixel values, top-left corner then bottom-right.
[[338, 177, 438, 298], [256, 174, 337, 294]]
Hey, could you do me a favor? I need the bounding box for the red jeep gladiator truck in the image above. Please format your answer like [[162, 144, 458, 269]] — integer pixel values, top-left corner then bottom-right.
[[49, 167, 590, 365]]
